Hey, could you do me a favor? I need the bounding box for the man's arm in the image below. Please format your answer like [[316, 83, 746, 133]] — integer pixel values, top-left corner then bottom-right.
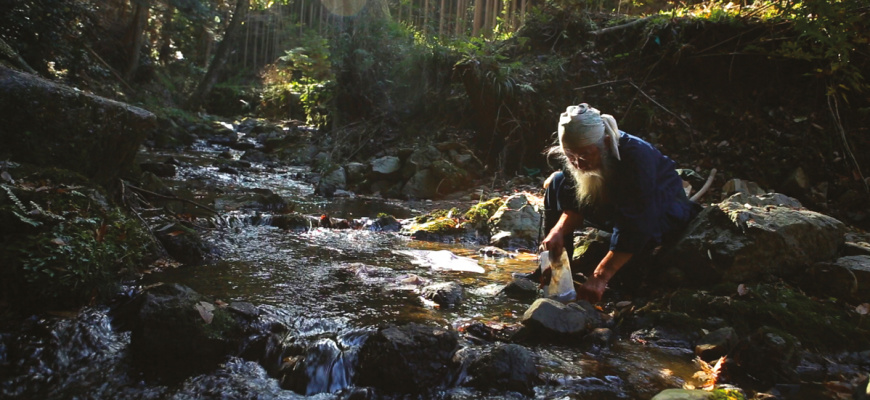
[[541, 209, 583, 260], [576, 250, 633, 303]]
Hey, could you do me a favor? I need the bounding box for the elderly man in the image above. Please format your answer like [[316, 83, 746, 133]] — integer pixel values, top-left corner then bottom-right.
[[531, 103, 701, 303]]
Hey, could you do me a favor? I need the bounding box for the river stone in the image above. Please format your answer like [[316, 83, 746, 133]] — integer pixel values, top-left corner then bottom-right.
[[120, 283, 258, 378], [155, 223, 214, 266], [401, 168, 439, 199], [465, 344, 538, 395], [732, 326, 801, 384], [406, 145, 441, 171], [651, 389, 714, 400], [344, 162, 367, 185], [0, 66, 155, 191], [658, 192, 845, 285], [520, 298, 601, 339], [356, 322, 460, 393], [695, 327, 738, 361], [489, 193, 543, 250], [371, 156, 401, 175], [501, 278, 539, 300], [421, 282, 464, 307], [316, 167, 346, 197]]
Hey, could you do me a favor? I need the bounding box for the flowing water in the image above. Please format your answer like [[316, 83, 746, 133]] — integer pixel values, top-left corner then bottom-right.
[[0, 137, 715, 399]]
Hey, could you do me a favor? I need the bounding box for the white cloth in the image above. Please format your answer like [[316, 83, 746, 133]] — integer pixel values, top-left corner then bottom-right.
[[557, 104, 621, 160]]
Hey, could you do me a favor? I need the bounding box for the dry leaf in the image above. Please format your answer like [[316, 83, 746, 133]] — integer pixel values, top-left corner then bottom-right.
[[168, 230, 185, 237], [857, 303, 870, 315], [194, 302, 214, 324], [737, 284, 748, 296], [50, 238, 67, 246]]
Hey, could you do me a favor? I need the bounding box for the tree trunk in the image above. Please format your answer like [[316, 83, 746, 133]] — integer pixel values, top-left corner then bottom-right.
[[187, 0, 250, 111], [158, 4, 175, 64], [124, 0, 150, 81], [438, 0, 446, 37], [472, 0, 483, 36]]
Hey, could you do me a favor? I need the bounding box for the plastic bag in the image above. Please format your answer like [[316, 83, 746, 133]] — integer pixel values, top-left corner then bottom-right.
[[539, 249, 576, 303]]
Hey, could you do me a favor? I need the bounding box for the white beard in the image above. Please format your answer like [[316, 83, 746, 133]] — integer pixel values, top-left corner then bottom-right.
[[565, 152, 615, 208], [568, 167, 607, 207]]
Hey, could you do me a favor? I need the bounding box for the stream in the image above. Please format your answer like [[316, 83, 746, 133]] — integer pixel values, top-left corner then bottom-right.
[[1, 132, 733, 399]]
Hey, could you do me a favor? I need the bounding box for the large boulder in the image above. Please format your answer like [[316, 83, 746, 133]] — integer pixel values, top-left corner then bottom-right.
[[659, 192, 845, 285], [356, 323, 460, 393], [464, 344, 538, 395], [488, 193, 543, 250], [115, 283, 269, 379], [0, 66, 155, 190]]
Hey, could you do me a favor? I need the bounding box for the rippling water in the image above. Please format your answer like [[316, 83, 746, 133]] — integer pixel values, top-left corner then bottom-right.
[[0, 141, 711, 399]]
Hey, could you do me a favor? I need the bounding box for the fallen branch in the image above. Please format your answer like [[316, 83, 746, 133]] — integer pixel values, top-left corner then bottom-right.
[[84, 45, 135, 94], [591, 16, 655, 36], [828, 94, 869, 194], [690, 168, 717, 202], [628, 80, 693, 130], [124, 182, 222, 216]]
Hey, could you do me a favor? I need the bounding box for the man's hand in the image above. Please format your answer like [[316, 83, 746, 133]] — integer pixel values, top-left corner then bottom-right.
[[576, 276, 607, 303], [541, 231, 565, 262]]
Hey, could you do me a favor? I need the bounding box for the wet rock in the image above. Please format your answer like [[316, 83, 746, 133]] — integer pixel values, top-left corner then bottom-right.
[[695, 327, 738, 362], [478, 246, 512, 258], [117, 283, 264, 379], [241, 149, 270, 163], [270, 212, 315, 230], [630, 326, 697, 354], [356, 323, 460, 393], [316, 167, 346, 197], [155, 223, 214, 266], [489, 193, 542, 250], [501, 278, 539, 300], [278, 337, 353, 395], [464, 344, 538, 395], [421, 282, 464, 307], [658, 192, 845, 285], [520, 298, 602, 340], [580, 327, 615, 350], [0, 66, 155, 191], [651, 388, 715, 399], [205, 123, 239, 146], [366, 214, 401, 232], [732, 326, 801, 384], [344, 162, 367, 186], [140, 162, 177, 178]]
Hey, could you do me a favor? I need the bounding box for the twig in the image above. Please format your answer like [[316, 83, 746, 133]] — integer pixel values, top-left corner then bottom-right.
[[120, 180, 169, 257], [828, 94, 869, 194], [690, 168, 717, 202], [590, 15, 655, 36], [573, 79, 629, 91], [627, 80, 692, 129], [124, 182, 222, 216], [84, 45, 135, 93]]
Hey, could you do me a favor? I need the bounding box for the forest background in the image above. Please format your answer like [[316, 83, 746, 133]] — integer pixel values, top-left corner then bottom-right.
[[1, 0, 869, 226]]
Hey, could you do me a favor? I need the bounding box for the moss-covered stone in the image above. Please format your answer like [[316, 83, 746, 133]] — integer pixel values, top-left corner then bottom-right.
[[638, 284, 870, 352]]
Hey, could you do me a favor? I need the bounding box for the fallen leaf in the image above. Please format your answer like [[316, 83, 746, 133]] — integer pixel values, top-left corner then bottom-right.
[[857, 303, 869, 315], [50, 238, 67, 246], [737, 284, 748, 296], [194, 301, 214, 324], [168, 230, 185, 237], [1, 171, 13, 184]]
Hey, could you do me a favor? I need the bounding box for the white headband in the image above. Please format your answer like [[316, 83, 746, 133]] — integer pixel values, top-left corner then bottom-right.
[[557, 104, 621, 160]]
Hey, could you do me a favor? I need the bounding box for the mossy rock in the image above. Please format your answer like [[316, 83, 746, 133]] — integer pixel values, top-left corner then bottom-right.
[[462, 197, 504, 232]]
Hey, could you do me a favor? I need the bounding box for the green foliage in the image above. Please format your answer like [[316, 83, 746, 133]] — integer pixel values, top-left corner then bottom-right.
[[260, 30, 335, 125], [0, 169, 153, 312], [771, 0, 868, 97], [454, 37, 530, 99]]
